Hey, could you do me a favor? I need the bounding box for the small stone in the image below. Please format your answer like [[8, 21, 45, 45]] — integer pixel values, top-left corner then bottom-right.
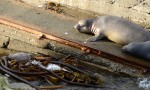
[[65, 32, 69, 35]]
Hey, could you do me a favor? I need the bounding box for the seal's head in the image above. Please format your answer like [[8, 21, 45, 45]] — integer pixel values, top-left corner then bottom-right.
[[74, 19, 93, 34], [122, 42, 138, 53], [122, 42, 150, 59]]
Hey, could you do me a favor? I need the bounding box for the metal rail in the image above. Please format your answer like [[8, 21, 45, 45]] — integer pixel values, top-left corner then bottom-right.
[[0, 18, 149, 73]]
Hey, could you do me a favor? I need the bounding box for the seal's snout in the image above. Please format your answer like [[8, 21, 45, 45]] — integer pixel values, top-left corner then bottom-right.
[[74, 24, 80, 31], [122, 46, 128, 52]]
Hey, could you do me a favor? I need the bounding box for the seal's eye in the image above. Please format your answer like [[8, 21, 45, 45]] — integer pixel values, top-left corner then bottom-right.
[[80, 25, 87, 30], [82, 26, 87, 30], [79, 20, 87, 26], [81, 24, 85, 27]]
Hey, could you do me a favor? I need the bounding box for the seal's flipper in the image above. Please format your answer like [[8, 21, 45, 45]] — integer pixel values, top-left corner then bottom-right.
[[87, 34, 105, 42]]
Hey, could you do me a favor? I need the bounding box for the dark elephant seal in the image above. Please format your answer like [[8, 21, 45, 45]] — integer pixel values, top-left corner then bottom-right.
[[74, 15, 150, 45], [122, 41, 150, 60]]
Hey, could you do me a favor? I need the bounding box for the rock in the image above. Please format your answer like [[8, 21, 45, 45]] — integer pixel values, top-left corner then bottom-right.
[[0, 76, 12, 90], [10, 83, 36, 90]]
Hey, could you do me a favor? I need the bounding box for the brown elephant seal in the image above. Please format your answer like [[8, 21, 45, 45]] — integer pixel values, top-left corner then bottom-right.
[[74, 15, 150, 45], [122, 41, 150, 60]]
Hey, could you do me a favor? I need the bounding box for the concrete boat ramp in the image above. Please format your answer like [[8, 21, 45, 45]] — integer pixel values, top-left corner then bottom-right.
[[2, 0, 150, 69], [0, 0, 150, 89], [0, 0, 150, 72]]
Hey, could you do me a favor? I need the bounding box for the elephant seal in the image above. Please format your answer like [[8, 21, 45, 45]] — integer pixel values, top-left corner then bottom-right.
[[122, 41, 150, 60], [74, 15, 150, 45]]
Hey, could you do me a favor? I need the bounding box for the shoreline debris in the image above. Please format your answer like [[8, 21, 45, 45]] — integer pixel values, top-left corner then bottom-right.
[[0, 52, 105, 89]]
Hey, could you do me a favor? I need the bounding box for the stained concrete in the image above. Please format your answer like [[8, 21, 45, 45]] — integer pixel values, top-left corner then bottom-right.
[[0, 0, 149, 90], [0, 0, 149, 68], [0, 24, 49, 48], [0, 23, 142, 77], [8, 39, 65, 59]]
